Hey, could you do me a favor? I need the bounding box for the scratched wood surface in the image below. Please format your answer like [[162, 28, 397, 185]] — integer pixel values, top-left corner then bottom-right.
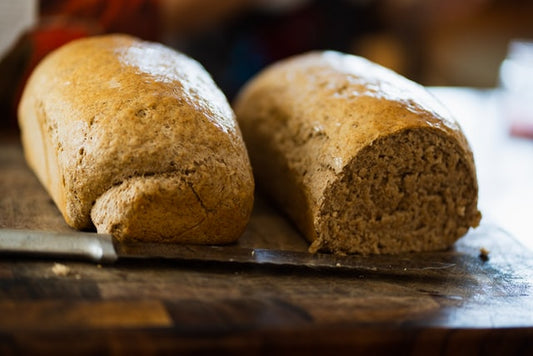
[[1, 135, 532, 355]]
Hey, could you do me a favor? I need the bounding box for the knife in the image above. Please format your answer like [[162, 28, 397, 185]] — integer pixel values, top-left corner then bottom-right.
[[0, 228, 456, 273]]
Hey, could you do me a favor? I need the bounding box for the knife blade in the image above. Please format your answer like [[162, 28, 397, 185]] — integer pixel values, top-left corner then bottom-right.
[[0, 228, 457, 272]]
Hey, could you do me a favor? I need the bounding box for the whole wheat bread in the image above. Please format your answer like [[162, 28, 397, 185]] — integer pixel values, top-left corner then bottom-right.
[[18, 34, 254, 244], [234, 51, 481, 254]]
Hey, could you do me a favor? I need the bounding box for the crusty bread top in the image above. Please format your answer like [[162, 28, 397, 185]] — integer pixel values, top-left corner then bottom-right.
[[236, 51, 474, 197], [18, 34, 253, 231]]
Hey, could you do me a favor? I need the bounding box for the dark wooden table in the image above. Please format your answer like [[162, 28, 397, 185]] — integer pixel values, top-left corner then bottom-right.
[[1, 134, 532, 355]]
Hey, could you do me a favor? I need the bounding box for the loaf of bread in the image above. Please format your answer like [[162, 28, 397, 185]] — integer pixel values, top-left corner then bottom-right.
[[18, 34, 254, 244], [234, 51, 481, 255]]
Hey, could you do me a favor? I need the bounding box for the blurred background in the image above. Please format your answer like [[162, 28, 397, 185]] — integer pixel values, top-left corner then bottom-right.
[[1, 0, 532, 250], [2, 0, 533, 115]]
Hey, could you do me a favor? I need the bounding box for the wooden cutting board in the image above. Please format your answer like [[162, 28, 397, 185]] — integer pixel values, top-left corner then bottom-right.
[[1, 135, 532, 355]]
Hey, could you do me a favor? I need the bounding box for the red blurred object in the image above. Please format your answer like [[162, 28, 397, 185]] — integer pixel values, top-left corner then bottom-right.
[[1, 19, 100, 127], [500, 40, 533, 140], [0, 0, 161, 128], [40, 0, 161, 41], [510, 122, 533, 139]]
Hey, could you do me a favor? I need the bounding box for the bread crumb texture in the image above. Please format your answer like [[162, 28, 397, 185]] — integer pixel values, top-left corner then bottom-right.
[[18, 34, 254, 244], [52, 263, 70, 277], [234, 51, 481, 255]]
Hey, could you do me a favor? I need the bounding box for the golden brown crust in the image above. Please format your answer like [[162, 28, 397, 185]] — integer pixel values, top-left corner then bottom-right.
[[18, 34, 254, 243], [234, 51, 481, 254]]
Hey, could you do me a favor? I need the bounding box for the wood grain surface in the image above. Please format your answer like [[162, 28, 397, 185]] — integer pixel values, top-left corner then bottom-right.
[[1, 135, 532, 355]]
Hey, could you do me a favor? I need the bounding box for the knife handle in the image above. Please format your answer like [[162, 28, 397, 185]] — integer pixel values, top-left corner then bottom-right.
[[0, 229, 118, 263]]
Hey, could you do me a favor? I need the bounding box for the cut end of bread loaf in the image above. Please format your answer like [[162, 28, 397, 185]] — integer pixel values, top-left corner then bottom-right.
[[312, 128, 481, 255]]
